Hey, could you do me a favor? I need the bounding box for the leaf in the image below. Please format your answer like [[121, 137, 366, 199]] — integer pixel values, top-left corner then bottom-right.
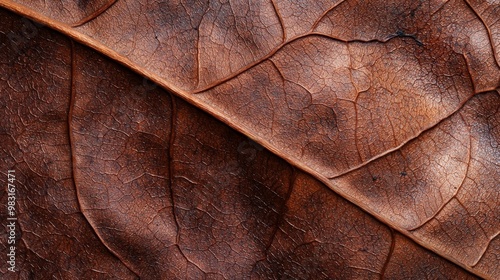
[[0, 0, 499, 279]]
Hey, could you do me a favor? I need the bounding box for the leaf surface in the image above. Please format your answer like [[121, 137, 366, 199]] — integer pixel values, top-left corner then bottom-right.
[[0, 0, 499, 278]]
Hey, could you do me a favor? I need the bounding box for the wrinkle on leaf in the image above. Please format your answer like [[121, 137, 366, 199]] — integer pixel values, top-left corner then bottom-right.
[[71, 0, 118, 27]]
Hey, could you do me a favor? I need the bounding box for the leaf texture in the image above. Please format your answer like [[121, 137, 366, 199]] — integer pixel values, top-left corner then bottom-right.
[[0, 0, 499, 278]]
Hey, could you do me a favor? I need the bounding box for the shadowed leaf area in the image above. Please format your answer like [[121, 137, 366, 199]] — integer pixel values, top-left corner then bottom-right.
[[0, 0, 499, 279]]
